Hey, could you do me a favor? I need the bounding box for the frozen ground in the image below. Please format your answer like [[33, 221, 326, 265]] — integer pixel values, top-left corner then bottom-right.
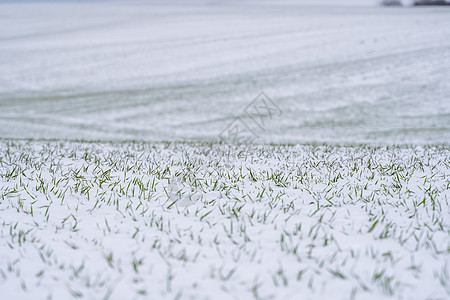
[[0, 1, 449, 300], [0, 0, 449, 144], [0, 140, 449, 300]]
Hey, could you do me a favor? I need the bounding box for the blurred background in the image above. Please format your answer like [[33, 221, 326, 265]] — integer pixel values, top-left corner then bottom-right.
[[0, 0, 449, 144]]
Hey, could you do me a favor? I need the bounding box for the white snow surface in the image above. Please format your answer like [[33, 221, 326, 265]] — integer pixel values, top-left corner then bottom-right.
[[0, 2, 449, 299], [0, 0, 449, 144], [0, 140, 449, 299]]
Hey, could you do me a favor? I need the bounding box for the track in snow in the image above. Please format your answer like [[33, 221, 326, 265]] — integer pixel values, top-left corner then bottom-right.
[[0, 1, 449, 144]]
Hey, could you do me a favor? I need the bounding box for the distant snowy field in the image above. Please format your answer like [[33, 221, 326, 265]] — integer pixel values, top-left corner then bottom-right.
[[0, 140, 449, 300], [0, 0, 449, 144]]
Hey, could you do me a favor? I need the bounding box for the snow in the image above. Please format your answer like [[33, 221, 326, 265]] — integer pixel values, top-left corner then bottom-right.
[[0, 1, 449, 299], [0, 0, 449, 144], [0, 140, 449, 299]]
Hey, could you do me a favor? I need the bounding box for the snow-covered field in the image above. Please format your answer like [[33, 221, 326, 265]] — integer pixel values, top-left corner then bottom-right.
[[0, 0, 449, 144], [0, 140, 449, 300], [1, 1, 450, 299]]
